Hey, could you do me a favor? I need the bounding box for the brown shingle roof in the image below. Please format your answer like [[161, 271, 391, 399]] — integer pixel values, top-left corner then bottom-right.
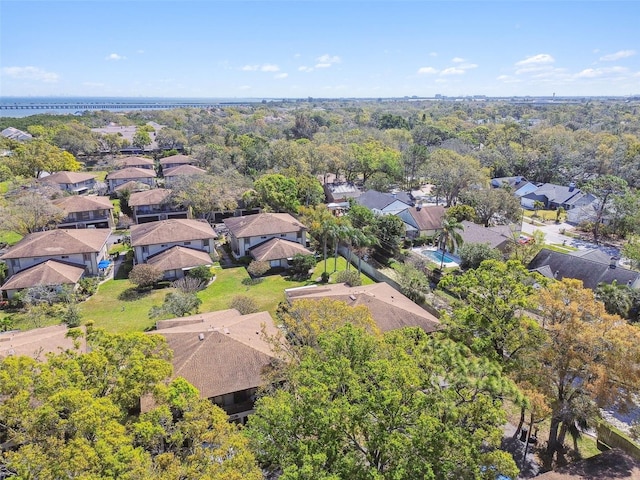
[[40, 171, 96, 184], [52, 195, 113, 214], [1, 229, 111, 259], [153, 310, 278, 398], [286, 282, 441, 333], [106, 167, 156, 179], [128, 189, 172, 207], [224, 213, 306, 238], [250, 238, 312, 262], [113, 180, 151, 193], [146, 246, 212, 271], [163, 165, 206, 177], [407, 205, 446, 231], [159, 154, 192, 166], [0, 325, 87, 360], [130, 219, 216, 246], [115, 156, 155, 168], [1, 260, 85, 291]]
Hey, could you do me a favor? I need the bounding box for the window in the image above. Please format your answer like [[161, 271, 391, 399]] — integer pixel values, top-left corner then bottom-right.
[[83, 253, 91, 261], [142, 246, 148, 254], [244, 238, 250, 245], [280, 233, 287, 237], [261, 236, 267, 239], [61, 255, 69, 259], [184, 241, 191, 245]]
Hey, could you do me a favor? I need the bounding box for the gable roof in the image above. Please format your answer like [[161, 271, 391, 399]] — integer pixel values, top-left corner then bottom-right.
[[460, 220, 514, 250], [523, 183, 583, 205], [1, 229, 111, 259], [163, 164, 206, 177], [1, 127, 33, 141], [152, 310, 278, 399], [569, 248, 613, 264], [1, 260, 85, 292], [40, 171, 96, 184], [106, 167, 156, 180], [146, 245, 212, 271], [114, 180, 151, 193], [115, 156, 155, 168], [52, 195, 113, 213], [224, 213, 306, 238], [130, 219, 216, 246], [159, 154, 192, 166], [250, 237, 312, 262], [535, 449, 640, 480], [528, 248, 640, 289], [405, 205, 445, 231], [356, 190, 411, 211], [128, 188, 172, 207], [285, 282, 441, 333], [0, 325, 87, 360]]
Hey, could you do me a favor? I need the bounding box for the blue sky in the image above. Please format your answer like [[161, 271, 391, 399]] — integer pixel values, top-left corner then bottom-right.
[[1, 1, 639, 98]]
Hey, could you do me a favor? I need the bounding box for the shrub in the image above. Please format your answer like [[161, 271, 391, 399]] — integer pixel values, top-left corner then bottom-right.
[[247, 260, 271, 278], [321, 272, 331, 283], [458, 243, 502, 270], [171, 276, 205, 293], [290, 254, 317, 278], [78, 277, 100, 297], [229, 295, 259, 315], [187, 265, 213, 283], [129, 264, 164, 290], [335, 270, 362, 287], [149, 291, 202, 318], [61, 303, 82, 327]]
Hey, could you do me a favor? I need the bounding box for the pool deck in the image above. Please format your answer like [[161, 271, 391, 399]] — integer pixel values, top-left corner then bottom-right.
[[413, 247, 460, 268]]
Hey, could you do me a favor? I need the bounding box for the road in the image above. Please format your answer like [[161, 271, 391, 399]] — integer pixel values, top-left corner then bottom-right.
[[521, 220, 620, 258]]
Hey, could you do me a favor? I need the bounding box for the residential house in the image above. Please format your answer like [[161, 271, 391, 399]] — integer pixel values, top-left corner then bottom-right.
[[148, 309, 279, 423], [159, 154, 193, 170], [0, 229, 111, 298], [397, 205, 445, 239], [146, 246, 213, 280], [163, 164, 206, 187], [39, 171, 97, 194], [248, 237, 313, 269], [106, 167, 156, 193], [324, 182, 363, 203], [128, 188, 190, 224], [1, 260, 86, 299], [1, 127, 33, 142], [565, 193, 599, 224], [53, 195, 115, 229], [285, 282, 441, 333], [91, 123, 162, 153], [130, 218, 216, 272], [355, 190, 412, 215], [490, 176, 537, 197], [528, 248, 640, 290], [115, 156, 155, 170], [459, 220, 516, 253], [0, 325, 87, 360], [521, 182, 584, 210], [113, 180, 151, 195], [224, 213, 307, 258]]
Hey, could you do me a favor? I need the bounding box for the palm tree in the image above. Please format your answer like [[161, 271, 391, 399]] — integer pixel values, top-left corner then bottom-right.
[[434, 218, 464, 270]]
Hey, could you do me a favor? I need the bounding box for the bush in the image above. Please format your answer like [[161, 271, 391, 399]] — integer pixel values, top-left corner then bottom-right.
[[149, 291, 202, 318], [458, 243, 502, 270], [78, 277, 100, 297], [129, 264, 164, 290], [229, 295, 259, 315], [335, 270, 362, 287], [61, 303, 82, 327], [171, 276, 205, 293], [247, 260, 271, 278], [290, 254, 317, 278], [187, 265, 213, 283], [321, 272, 331, 283]]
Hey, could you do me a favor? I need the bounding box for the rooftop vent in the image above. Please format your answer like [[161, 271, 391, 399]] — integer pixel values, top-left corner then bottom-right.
[[349, 294, 357, 301], [198, 333, 205, 341], [610, 257, 617, 269], [569, 182, 576, 192]]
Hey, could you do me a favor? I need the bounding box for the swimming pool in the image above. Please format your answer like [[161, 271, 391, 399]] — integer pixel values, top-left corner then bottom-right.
[[420, 249, 458, 265]]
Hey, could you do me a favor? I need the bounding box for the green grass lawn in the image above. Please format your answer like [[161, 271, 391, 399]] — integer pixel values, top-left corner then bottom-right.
[[0, 230, 22, 246], [77, 256, 375, 333]]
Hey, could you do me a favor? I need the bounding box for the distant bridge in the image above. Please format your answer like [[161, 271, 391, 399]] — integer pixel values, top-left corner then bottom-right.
[[0, 101, 253, 111]]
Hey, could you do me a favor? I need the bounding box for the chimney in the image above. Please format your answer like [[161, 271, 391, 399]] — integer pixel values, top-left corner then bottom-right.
[[568, 182, 576, 192], [610, 257, 617, 269]]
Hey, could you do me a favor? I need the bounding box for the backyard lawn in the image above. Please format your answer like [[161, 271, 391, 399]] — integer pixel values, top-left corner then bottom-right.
[[76, 256, 374, 333]]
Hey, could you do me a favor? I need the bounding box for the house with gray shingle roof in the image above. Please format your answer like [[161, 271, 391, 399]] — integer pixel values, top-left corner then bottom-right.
[[159, 154, 193, 170], [53, 195, 114, 229], [355, 190, 412, 215], [459, 220, 515, 253], [528, 248, 640, 290], [224, 213, 307, 258], [323, 182, 363, 203], [148, 309, 279, 423]]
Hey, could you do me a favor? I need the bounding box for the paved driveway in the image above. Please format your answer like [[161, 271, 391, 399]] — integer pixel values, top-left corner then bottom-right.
[[521, 220, 620, 258]]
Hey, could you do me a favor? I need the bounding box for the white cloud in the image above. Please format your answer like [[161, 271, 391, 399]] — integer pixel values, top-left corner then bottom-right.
[[315, 63, 332, 69], [575, 66, 629, 78], [417, 67, 438, 75], [316, 54, 341, 64], [429, 52, 438, 57], [1, 66, 59, 82], [298, 66, 313, 73], [458, 63, 478, 71], [137, 50, 145, 54], [599, 50, 636, 61], [440, 67, 465, 76], [515, 54, 554, 66], [274, 73, 288, 79], [106, 53, 126, 61], [242, 64, 280, 72], [294, 53, 301, 58], [451, 57, 465, 63]]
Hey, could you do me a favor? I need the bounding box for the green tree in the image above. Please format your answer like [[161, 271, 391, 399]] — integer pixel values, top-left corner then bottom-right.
[[426, 149, 488, 207], [373, 214, 405, 260], [133, 128, 153, 151], [149, 291, 202, 318], [254, 173, 300, 213], [0, 191, 65, 235], [595, 280, 640, 321], [247, 260, 271, 277], [129, 264, 164, 290], [295, 174, 325, 207], [290, 253, 317, 278], [299, 205, 338, 274], [7, 139, 81, 178], [156, 127, 187, 150], [246, 325, 519, 480], [582, 174, 629, 243], [434, 217, 464, 269], [458, 242, 503, 270], [461, 188, 522, 227], [394, 262, 430, 303]]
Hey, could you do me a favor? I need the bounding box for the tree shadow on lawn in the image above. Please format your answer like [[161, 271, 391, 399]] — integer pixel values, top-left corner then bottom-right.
[[118, 287, 154, 302]]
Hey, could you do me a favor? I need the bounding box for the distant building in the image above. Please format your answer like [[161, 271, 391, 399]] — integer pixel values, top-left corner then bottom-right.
[[1, 127, 33, 142], [224, 213, 307, 258], [355, 190, 412, 215], [53, 195, 115, 230], [128, 188, 190, 224], [39, 171, 97, 194], [106, 167, 156, 193]]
